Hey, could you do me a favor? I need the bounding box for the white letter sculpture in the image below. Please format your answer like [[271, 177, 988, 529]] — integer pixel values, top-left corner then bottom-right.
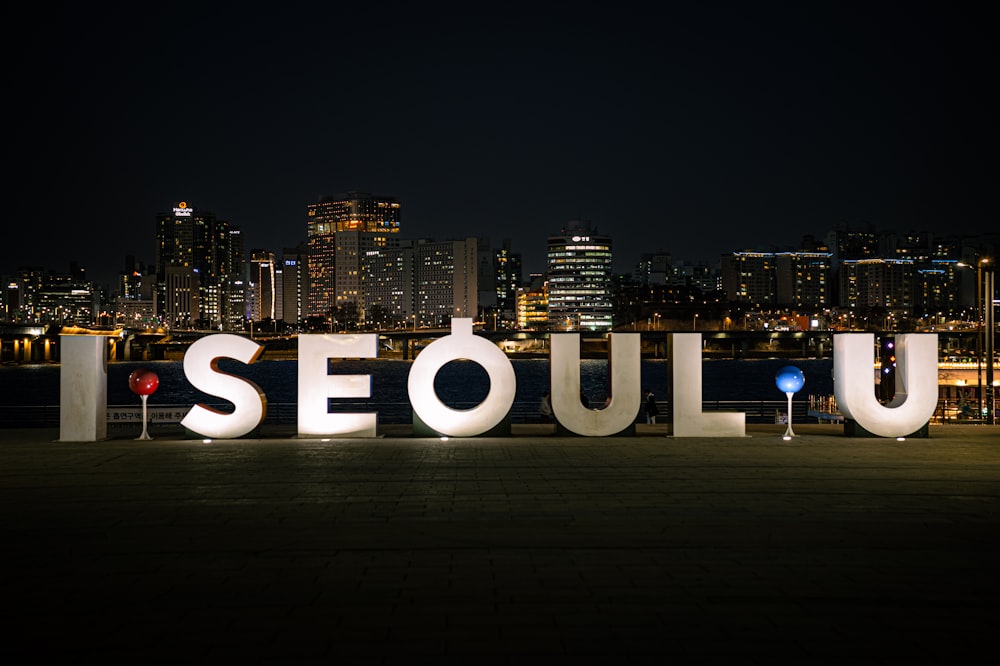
[[833, 333, 938, 437], [668, 333, 745, 437], [180, 334, 266, 439], [298, 334, 378, 437], [59, 335, 108, 442], [408, 318, 516, 437], [550, 333, 641, 436]]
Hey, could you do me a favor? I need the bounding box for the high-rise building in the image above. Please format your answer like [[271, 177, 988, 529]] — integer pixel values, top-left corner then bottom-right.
[[839, 258, 915, 309], [8, 267, 44, 323], [721, 252, 777, 306], [723, 251, 832, 308], [225, 227, 247, 331], [415, 238, 480, 327], [494, 239, 522, 319], [333, 230, 399, 324], [32, 267, 97, 326], [363, 240, 416, 329], [306, 192, 401, 319], [516, 274, 548, 330], [546, 221, 613, 331], [635, 251, 673, 286], [826, 223, 879, 264], [280, 245, 310, 326], [155, 201, 243, 329], [775, 252, 832, 308], [916, 260, 963, 317], [114, 256, 155, 328], [249, 249, 277, 321]]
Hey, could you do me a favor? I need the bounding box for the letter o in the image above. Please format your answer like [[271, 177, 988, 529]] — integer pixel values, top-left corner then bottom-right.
[[408, 319, 516, 437]]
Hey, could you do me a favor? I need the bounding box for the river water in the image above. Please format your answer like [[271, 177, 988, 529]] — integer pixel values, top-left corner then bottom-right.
[[0, 358, 833, 422]]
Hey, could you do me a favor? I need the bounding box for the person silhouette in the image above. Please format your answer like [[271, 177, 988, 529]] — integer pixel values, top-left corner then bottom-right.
[[539, 392, 553, 422]]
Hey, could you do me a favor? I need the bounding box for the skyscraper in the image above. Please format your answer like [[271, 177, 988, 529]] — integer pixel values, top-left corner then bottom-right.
[[249, 249, 276, 321], [280, 244, 310, 326], [494, 238, 522, 323], [546, 221, 613, 331], [363, 240, 416, 329], [155, 201, 243, 329], [415, 238, 481, 327], [306, 192, 401, 320]]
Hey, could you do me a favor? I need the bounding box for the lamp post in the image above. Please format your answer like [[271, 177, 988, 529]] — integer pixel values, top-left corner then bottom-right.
[[959, 260, 986, 420], [984, 259, 995, 425]]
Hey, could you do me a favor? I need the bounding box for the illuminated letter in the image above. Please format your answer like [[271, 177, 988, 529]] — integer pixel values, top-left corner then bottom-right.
[[550, 333, 641, 436], [59, 335, 108, 442], [180, 334, 266, 439], [834, 333, 938, 437], [298, 334, 378, 437], [408, 318, 515, 437], [668, 333, 745, 436]]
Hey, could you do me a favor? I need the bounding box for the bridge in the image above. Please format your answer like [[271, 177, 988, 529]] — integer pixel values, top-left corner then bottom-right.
[[0, 322, 983, 364]]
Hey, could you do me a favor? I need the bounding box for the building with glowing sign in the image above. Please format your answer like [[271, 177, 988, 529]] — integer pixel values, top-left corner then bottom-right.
[[546, 221, 613, 331], [155, 201, 244, 330]]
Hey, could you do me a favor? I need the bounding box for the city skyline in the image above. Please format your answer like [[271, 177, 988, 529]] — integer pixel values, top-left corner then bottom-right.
[[6, 3, 995, 287], [3, 194, 995, 293]]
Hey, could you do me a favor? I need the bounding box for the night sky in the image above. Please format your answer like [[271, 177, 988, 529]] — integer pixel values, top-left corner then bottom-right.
[[6, 2, 995, 287]]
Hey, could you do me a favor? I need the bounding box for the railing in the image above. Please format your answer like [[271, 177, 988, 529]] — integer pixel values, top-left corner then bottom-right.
[[6, 398, 995, 429], [1, 399, 823, 428]]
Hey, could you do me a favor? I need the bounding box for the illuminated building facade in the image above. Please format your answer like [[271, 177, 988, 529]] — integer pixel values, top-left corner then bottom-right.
[[225, 227, 247, 331], [363, 241, 416, 329], [250, 249, 276, 321], [546, 221, 613, 331], [722, 252, 831, 308], [775, 252, 832, 308], [839, 258, 915, 309], [416, 238, 480, 327], [155, 201, 244, 329], [6, 268, 43, 323], [516, 277, 548, 330], [915, 260, 963, 316], [722, 252, 776, 306], [114, 256, 155, 327], [333, 231, 397, 323], [306, 192, 401, 319], [163, 265, 200, 328], [34, 265, 96, 326], [494, 238, 522, 322], [280, 245, 309, 326]]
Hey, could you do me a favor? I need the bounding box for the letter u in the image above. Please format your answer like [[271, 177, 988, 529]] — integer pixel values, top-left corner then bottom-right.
[[833, 333, 939, 437], [550, 333, 640, 436]]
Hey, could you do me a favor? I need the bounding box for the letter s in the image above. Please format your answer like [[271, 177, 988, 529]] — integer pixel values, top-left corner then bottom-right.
[[180, 334, 266, 439]]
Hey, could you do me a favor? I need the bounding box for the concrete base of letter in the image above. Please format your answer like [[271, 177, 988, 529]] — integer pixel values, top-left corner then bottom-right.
[[412, 410, 512, 437], [844, 419, 929, 438], [555, 420, 635, 437]]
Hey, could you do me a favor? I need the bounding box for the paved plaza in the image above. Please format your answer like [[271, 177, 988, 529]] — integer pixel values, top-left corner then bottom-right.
[[2, 423, 998, 664]]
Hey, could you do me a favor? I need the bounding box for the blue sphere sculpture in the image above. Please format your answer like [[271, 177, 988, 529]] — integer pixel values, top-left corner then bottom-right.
[[775, 366, 805, 394]]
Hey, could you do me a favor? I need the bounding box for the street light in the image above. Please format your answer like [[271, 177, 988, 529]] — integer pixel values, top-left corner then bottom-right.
[[693, 313, 699, 331], [959, 259, 992, 422], [983, 259, 995, 425]]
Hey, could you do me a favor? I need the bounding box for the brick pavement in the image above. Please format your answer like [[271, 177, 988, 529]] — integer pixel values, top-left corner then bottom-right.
[[1, 423, 998, 664]]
